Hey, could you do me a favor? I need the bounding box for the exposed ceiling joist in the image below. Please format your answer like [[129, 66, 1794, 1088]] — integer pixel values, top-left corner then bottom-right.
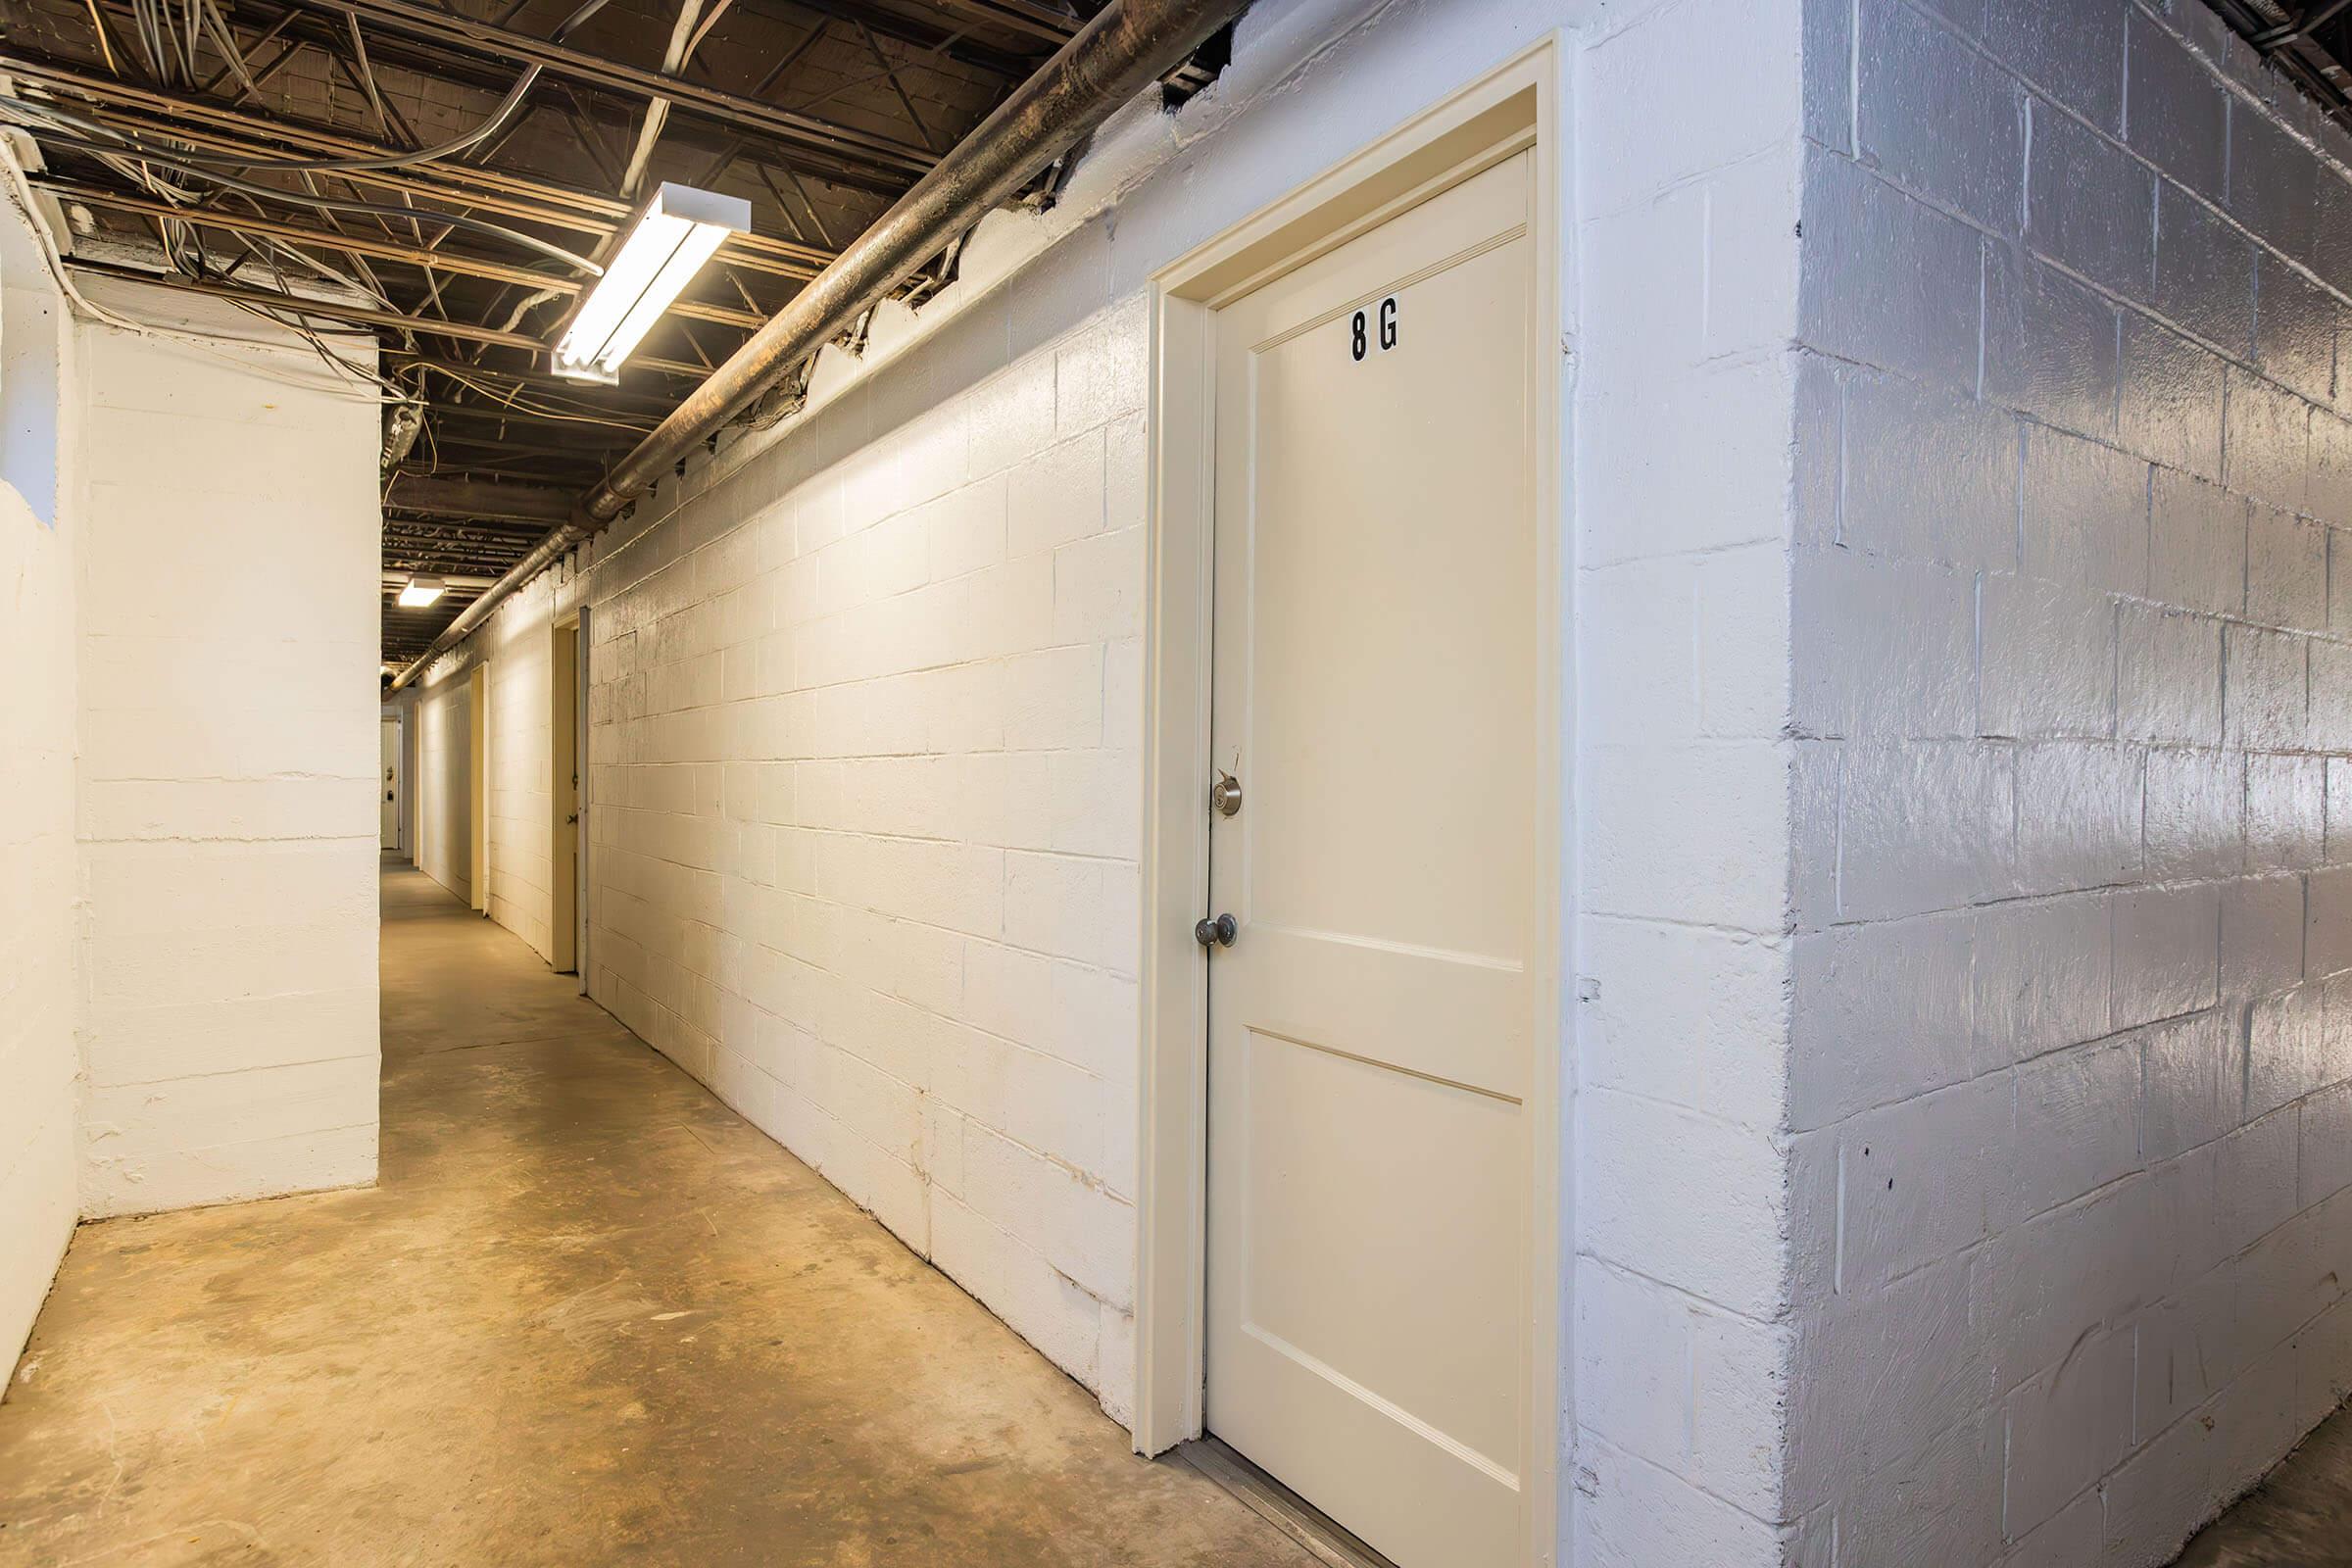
[[2212, 1, 2352, 131], [382, 475, 577, 522], [265, 0, 938, 183], [734, 0, 1035, 79], [1, 0, 1236, 672], [0, 50, 839, 274], [68, 259, 714, 375], [41, 178, 777, 329], [421, 401, 654, 436]]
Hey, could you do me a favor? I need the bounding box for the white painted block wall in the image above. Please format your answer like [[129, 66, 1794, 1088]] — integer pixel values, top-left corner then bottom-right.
[[1787, 2, 2352, 1561], [0, 219, 383, 1371], [73, 277, 382, 1218], [0, 191, 79, 1372], [416, 670, 472, 906], [577, 283, 1158, 1398], [486, 591, 555, 958], [1566, 0, 1804, 1557]]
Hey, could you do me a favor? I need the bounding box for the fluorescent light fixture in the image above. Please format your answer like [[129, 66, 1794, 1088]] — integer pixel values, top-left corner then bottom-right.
[[397, 574, 447, 609], [553, 183, 751, 383]]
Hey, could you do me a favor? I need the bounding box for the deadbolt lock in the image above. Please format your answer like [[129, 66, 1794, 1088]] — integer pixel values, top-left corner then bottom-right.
[[1210, 769, 1243, 817]]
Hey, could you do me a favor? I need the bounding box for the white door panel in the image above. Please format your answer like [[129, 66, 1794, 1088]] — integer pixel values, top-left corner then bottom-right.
[[1204, 151, 1536, 1568]]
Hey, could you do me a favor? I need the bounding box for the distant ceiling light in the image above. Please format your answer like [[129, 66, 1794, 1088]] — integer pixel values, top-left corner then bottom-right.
[[553, 183, 751, 383], [397, 574, 447, 609]]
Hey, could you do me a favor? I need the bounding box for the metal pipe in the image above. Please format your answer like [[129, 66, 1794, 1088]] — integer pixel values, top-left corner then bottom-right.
[[391, 0, 1247, 691]]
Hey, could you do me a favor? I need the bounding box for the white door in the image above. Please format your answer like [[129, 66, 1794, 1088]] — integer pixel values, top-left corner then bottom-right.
[[380, 717, 399, 850], [1203, 152, 1538, 1568]]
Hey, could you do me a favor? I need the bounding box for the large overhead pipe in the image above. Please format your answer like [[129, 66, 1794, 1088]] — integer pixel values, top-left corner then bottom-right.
[[391, 0, 1248, 690]]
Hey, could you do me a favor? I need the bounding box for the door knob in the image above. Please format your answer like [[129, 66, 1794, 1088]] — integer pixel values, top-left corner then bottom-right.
[[1194, 912, 1237, 949]]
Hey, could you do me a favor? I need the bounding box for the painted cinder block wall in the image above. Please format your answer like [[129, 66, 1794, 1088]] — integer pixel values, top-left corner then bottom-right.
[[1566, 0, 1803, 1561], [485, 583, 557, 957], [586, 282, 1161, 1398], [414, 585, 559, 956], [0, 188, 81, 1373], [416, 670, 472, 906], [72, 276, 383, 1218], [1786, 1, 2352, 1561], [0, 227, 383, 1373]]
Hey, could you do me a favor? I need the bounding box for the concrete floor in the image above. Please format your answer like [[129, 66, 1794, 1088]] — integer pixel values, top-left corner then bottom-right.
[[0, 856, 1312, 1567], [2174, 1402, 2352, 1567]]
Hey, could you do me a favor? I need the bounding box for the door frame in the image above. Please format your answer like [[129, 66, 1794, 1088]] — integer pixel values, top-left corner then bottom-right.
[[572, 606, 593, 995], [468, 662, 489, 913], [550, 617, 579, 973], [380, 712, 403, 853], [1132, 36, 1566, 1567], [400, 699, 419, 860]]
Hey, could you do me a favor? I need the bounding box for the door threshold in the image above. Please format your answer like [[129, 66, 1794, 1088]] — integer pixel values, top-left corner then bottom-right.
[[1174, 1437, 1400, 1568]]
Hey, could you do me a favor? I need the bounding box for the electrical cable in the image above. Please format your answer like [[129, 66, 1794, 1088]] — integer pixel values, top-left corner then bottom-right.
[[155, 64, 543, 174], [551, 0, 615, 42], [0, 102, 602, 273], [0, 141, 405, 402], [406, 359, 657, 427], [80, 0, 119, 74], [0, 65, 538, 175], [197, 0, 257, 96], [7, 110, 524, 390]]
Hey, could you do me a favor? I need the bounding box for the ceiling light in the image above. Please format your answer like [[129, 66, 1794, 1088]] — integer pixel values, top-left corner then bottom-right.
[[397, 574, 447, 609], [553, 183, 751, 383]]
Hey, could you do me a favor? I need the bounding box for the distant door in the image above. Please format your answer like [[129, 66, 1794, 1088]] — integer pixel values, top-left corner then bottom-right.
[[380, 717, 399, 850], [1202, 152, 1538, 1568], [468, 663, 488, 912], [551, 620, 580, 973]]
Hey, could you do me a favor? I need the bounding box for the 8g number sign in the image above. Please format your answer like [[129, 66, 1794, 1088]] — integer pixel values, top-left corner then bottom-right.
[[1349, 296, 1398, 363]]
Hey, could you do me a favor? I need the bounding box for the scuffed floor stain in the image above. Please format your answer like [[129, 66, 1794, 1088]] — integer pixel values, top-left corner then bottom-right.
[[0, 858, 1312, 1568]]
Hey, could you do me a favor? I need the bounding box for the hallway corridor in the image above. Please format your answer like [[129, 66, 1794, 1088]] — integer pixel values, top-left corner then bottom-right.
[[0, 858, 1309, 1566]]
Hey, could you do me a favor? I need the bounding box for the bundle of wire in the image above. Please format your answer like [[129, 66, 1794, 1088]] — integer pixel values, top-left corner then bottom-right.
[[0, 10, 607, 404], [0, 0, 718, 455]]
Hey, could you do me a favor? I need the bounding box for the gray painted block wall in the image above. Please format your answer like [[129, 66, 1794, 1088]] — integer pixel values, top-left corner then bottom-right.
[[1788, 1, 2352, 1561]]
